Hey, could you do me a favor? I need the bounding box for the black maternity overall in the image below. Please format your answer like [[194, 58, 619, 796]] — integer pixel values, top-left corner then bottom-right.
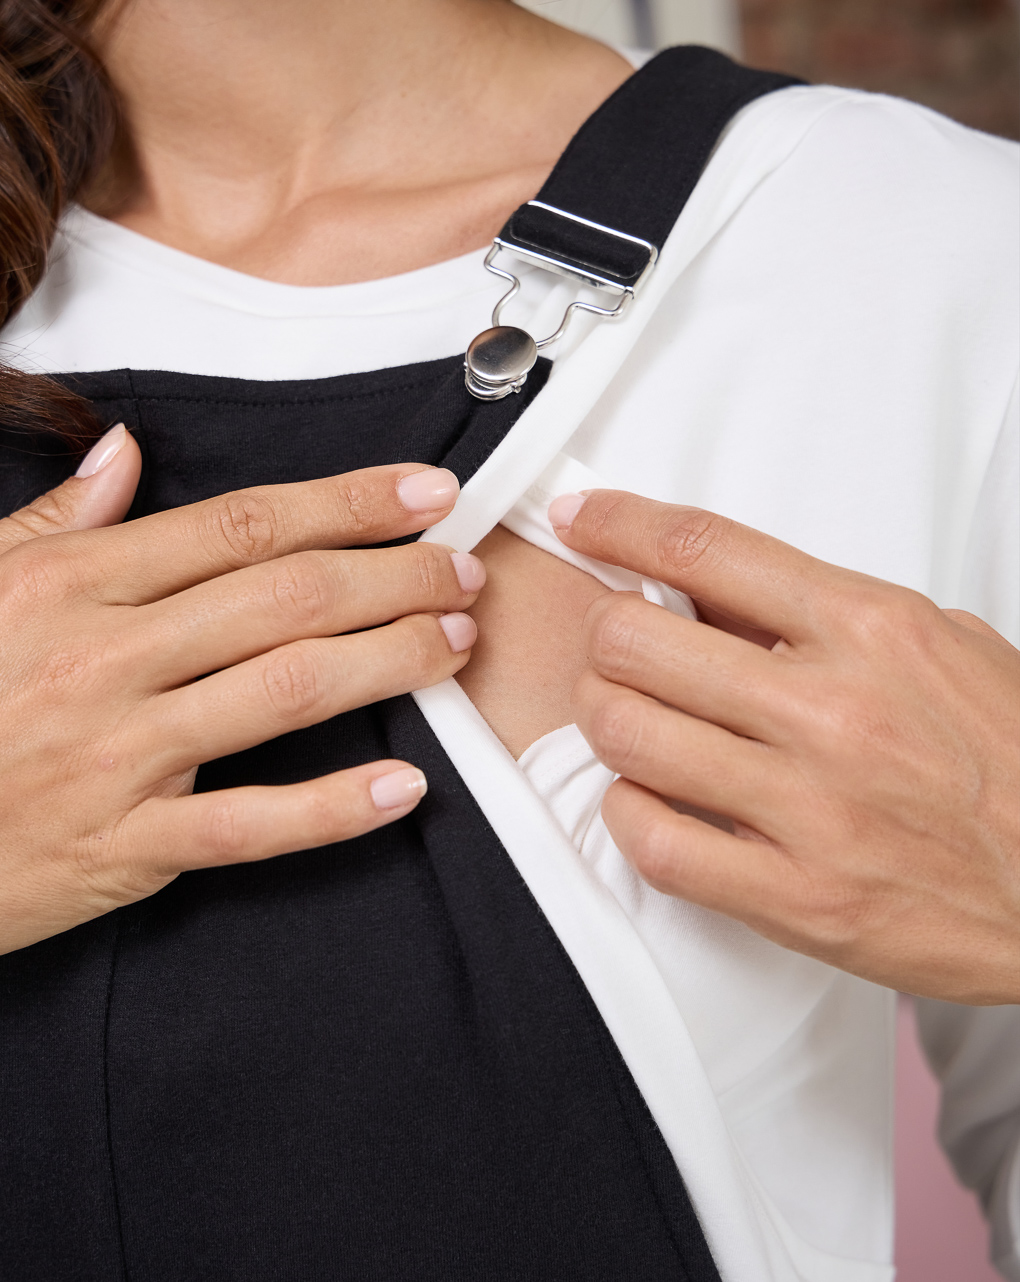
[[0, 50, 798, 1282]]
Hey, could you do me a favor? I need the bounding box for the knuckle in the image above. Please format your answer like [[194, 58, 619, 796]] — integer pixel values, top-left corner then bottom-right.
[[33, 635, 107, 694], [840, 583, 937, 652], [587, 688, 644, 773], [0, 538, 78, 609], [402, 616, 445, 684], [301, 785, 343, 846], [201, 795, 250, 862], [802, 680, 889, 758], [70, 832, 118, 897], [406, 544, 449, 600], [658, 510, 730, 576], [942, 607, 983, 631], [269, 554, 335, 628], [808, 682, 863, 742], [588, 595, 643, 677], [334, 475, 378, 539], [260, 644, 322, 721], [788, 871, 871, 955], [70, 811, 158, 905], [896, 593, 942, 648], [3, 490, 78, 542], [583, 490, 630, 546], [627, 811, 679, 888], [212, 490, 279, 564]]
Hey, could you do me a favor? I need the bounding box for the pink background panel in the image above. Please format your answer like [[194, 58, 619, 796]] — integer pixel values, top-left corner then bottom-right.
[[895, 995, 1001, 1282]]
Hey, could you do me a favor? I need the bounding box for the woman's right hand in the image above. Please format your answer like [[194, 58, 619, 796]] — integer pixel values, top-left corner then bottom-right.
[[0, 425, 484, 954]]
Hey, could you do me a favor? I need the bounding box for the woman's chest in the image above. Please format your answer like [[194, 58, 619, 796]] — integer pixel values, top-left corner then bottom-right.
[[457, 524, 610, 759]]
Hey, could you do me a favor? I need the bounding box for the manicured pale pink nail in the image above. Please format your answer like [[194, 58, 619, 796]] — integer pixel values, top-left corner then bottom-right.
[[450, 552, 486, 594], [75, 423, 126, 478], [548, 492, 587, 531], [370, 766, 427, 811], [438, 612, 477, 652], [397, 468, 460, 513]]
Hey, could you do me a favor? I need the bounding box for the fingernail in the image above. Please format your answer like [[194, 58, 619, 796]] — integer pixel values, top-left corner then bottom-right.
[[370, 766, 427, 811], [438, 612, 477, 652], [548, 493, 586, 531], [397, 468, 460, 513], [450, 551, 486, 594], [75, 423, 126, 478]]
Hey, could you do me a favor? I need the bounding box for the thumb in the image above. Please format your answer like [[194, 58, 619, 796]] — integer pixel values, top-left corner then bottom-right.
[[0, 424, 142, 554]]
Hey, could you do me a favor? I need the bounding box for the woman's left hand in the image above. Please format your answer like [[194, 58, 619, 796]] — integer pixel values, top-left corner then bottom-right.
[[549, 490, 1020, 1004]]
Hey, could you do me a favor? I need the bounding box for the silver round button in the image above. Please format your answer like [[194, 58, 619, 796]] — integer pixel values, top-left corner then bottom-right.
[[464, 326, 539, 400]]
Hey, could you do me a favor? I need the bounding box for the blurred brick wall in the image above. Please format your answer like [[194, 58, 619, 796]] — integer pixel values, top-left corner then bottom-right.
[[739, 0, 1020, 138]]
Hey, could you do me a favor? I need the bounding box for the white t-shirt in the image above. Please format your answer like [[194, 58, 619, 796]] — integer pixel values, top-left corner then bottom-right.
[[4, 83, 1018, 1282]]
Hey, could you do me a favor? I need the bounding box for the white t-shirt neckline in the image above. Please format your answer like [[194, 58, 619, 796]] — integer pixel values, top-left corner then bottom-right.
[[59, 205, 497, 320]]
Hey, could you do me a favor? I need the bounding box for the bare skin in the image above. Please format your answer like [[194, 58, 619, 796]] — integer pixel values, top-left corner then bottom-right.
[[90, 0, 633, 284], [458, 527, 610, 757]]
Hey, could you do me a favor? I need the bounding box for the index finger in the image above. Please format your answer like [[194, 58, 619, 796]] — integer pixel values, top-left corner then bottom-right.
[[549, 490, 842, 642], [78, 464, 460, 604]]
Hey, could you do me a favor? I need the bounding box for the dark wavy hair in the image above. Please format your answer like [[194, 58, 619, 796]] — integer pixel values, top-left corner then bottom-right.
[[0, 0, 115, 446]]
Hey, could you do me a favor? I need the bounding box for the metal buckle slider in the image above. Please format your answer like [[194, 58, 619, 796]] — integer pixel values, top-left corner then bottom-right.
[[464, 201, 658, 401]]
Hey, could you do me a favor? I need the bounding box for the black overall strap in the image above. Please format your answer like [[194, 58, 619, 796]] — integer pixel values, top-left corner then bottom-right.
[[499, 46, 802, 290], [464, 46, 803, 398]]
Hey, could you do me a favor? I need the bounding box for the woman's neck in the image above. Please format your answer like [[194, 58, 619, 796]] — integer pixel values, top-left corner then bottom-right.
[[89, 0, 632, 284]]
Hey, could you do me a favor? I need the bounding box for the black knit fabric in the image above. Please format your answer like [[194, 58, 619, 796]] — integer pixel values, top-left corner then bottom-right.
[[0, 47, 796, 1281], [0, 360, 720, 1282]]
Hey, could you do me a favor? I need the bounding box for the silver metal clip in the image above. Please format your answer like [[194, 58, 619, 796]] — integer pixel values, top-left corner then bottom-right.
[[464, 202, 658, 401]]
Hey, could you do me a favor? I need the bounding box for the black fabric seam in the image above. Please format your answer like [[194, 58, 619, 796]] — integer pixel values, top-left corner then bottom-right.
[[102, 915, 131, 1282]]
